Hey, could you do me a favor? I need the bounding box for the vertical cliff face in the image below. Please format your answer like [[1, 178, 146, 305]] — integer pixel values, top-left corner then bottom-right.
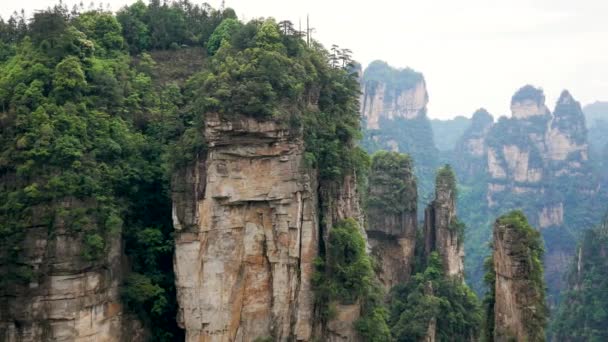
[[360, 60, 438, 211], [361, 79, 428, 130], [0, 201, 143, 342], [480, 86, 598, 297], [489, 211, 547, 342], [454, 108, 494, 183], [366, 151, 417, 289], [485, 86, 593, 229], [548, 91, 589, 170], [172, 114, 320, 341], [319, 174, 366, 342], [424, 166, 464, 279]]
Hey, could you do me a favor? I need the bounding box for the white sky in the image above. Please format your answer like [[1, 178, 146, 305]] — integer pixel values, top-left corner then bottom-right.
[[3, 0, 608, 119]]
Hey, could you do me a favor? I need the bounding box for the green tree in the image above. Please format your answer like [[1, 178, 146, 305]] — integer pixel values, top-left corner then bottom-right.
[[207, 18, 241, 55]]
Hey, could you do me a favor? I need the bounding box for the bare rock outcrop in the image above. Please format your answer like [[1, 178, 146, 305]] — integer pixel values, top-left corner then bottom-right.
[[366, 151, 418, 290], [172, 114, 319, 341]]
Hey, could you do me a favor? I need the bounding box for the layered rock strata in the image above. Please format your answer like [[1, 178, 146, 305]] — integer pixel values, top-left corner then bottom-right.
[[172, 114, 319, 341], [0, 201, 143, 341]]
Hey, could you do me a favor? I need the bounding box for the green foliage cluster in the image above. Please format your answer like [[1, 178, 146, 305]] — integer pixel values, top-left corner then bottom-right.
[[367, 151, 417, 214], [481, 255, 495, 342], [178, 17, 368, 181], [312, 218, 391, 341], [116, 0, 236, 53], [483, 211, 548, 341], [436, 164, 457, 195], [0, 6, 145, 284], [389, 252, 482, 341], [511, 84, 545, 104], [363, 115, 439, 206], [0, 3, 218, 339], [551, 90, 586, 144], [551, 216, 608, 341], [1, 2, 369, 339], [314, 218, 374, 304]]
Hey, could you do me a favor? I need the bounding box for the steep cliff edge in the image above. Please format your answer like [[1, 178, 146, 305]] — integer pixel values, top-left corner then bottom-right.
[[169, 18, 370, 341], [458, 85, 600, 298], [485, 211, 547, 342], [454, 108, 494, 183], [360, 60, 439, 207], [172, 114, 319, 341], [360, 61, 428, 130], [424, 165, 464, 279], [366, 151, 417, 289], [0, 205, 143, 341], [485, 86, 593, 229]]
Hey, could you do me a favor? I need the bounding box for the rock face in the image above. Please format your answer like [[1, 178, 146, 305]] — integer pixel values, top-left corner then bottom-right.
[[456, 85, 602, 297], [361, 79, 428, 130], [510, 85, 550, 119], [172, 114, 319, 341], [491, 211, 546, 342], [0, 202, 143, 342], [485, 87, 592, 229], [453, 108, 494, 183], [424, 166, 464, 279], [360, 60, 439, 214], [366, 151, 417, 290], [319, 173, 365, 342], [486, 87, 597, 296]]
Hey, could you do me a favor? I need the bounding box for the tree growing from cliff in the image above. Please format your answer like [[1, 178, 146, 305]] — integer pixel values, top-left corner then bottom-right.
[[312, 218, 391, 341], [367, 151, 417, 214], [389, 252, 482, 341]]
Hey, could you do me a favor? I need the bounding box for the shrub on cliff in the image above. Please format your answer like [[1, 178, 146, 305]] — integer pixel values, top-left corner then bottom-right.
[[483, 210, 547, 341], [389, 252, 482, 341], [312, 218, 391, 341], [367, 151, 417, 214]]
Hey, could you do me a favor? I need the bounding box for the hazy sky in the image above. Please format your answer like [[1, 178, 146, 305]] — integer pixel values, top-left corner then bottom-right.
[[3, 0, 608, 119]]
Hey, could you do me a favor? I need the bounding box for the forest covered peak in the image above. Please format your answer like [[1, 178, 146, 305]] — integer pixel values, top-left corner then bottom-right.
[[511, 84, 545, 105], [362, 59, 424, 92]]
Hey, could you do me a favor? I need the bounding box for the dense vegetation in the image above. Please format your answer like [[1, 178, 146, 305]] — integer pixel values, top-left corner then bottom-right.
[[511, 84, 545, 104], [0, 1, 238, 338], [0, 0, 371, 339], [367, 151, 417, 214], [313, 218, 391, 341], [551, 215, 608, 341], [483, 211, 548, 341], [363, 115, 439, 206], [389, 252, 482, 341]]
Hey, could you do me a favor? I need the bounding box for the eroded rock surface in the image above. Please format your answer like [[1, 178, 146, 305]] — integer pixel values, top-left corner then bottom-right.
[[492, 213, 546, 342], [424, 167, 464, 279], [0, 201, 143, 342], [172, 114, 319, 342]]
